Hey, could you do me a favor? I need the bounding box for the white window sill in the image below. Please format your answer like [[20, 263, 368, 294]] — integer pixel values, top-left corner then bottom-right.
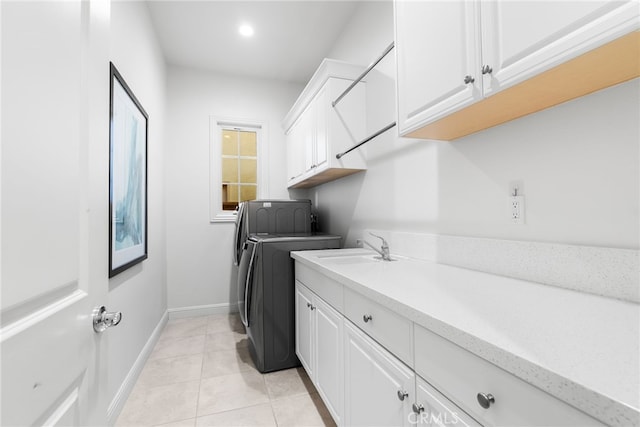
[[210, 212, 237, 223]]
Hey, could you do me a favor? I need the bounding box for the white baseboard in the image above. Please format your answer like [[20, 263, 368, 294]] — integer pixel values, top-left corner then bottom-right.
[[107, 310, 169, 426], [167, 302, 238, 320]]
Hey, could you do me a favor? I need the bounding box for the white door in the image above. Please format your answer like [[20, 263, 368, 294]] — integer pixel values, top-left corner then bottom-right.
[[302, 102, 316, 174], [295, 282, 315, 379], [314, 296, 343, 425], [480, 0, 640, 96], [395, 0, 482, 136], [285, 117, 305, 183], [1, 1, 113, 425], [313, 84, 328, 172], [343, 321, 414, 427]]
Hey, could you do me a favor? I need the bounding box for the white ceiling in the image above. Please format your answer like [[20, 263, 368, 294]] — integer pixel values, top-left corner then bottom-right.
[[146, 1, 362, 84]]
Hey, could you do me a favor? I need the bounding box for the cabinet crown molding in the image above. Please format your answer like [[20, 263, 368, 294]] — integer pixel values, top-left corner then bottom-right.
[[282, 59, 366, 133]]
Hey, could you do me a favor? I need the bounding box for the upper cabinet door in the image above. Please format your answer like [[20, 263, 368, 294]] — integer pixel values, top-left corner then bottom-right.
[[395, 0, 482, 136], [314, 85, 329, 171], [302, 103, 317, 174], [285, 118, 305, 182], [481, 0, 640, 96]]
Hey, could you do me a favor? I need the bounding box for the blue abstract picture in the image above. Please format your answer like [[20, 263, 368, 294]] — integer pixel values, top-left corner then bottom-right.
[[109, 63, 148, 277], [114, 115, 143, 250]]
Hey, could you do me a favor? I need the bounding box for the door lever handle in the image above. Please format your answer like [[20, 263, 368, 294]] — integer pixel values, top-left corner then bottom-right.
[[92, 306, 122, 333]]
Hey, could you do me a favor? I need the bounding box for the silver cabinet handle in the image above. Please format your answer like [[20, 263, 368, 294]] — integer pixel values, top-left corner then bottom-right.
[[464, 75, 475, 84], [363, 314, 372, 323], [482, 65, 493, 75], [477, 392, 495, 409], [412, 403, 424, 414], [92, 306, 122, 333], [397, 390, 409, 401], [307, 302, 312, 308], [306, 302, 315, 310]]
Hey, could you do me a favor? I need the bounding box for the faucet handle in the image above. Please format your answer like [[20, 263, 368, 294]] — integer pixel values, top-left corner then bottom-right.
[[369, 232, 388, 248]]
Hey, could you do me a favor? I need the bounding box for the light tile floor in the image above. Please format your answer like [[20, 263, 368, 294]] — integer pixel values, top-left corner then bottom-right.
[[116, 314, 336, 427]]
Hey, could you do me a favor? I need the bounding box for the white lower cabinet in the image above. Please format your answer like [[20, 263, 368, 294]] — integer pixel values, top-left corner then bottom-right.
[[343, 320, 414, 427], [294, 262, 605, 427], [295, 282, 344, 425], [295, 282, 315, 379], [314, 296, 344, 424]]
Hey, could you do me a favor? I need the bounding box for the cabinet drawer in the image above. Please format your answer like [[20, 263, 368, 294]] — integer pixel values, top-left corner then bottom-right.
[[414, 325, 602, 426], [295, 263, 343, 312], [343, 287, 413, 366]]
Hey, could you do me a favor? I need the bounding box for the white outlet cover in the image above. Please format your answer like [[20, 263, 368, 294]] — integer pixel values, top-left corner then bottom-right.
[[510, 195, 525, 224]]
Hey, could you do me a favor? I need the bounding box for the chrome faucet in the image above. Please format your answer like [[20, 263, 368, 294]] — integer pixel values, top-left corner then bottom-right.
[[363, 232, 392, 261]]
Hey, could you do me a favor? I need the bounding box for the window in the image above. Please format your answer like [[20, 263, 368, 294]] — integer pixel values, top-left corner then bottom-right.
[[210, 118, 268, 222], [221, 129, 257, 211]]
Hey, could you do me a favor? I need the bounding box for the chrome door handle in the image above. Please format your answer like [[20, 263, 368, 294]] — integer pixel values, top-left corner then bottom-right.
[[464, 75, 475, 84], [412, 403, 424, 414], [482, 65, 493, 75], [92, 306, 122, 333], [363, 314, 372, 323]]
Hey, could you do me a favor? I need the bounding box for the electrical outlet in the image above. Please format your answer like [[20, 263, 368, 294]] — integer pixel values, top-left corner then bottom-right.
[[511, 195, 525, 224]]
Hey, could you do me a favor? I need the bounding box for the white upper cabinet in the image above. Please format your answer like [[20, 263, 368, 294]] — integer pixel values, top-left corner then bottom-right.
[[395, 0, 640, 140], [481, 0, 640, 96], [283, 60, 367, 189], [395, 0, 482, 135]]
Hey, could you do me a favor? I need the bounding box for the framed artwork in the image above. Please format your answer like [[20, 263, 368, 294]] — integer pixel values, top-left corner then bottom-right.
[[109, 62, 148, 277]]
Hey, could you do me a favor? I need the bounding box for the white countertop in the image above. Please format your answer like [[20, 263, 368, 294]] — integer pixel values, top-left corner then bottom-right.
[[291, 248, 640, 426]]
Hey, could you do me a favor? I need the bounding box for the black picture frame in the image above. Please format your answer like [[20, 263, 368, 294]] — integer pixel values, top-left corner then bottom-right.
[[109, 62, 148, 277]]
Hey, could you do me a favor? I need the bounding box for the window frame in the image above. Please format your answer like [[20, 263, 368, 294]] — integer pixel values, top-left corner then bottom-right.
[[209, 116, 269, 223]]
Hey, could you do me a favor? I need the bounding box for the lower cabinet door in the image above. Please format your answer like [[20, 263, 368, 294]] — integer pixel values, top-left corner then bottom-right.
[[295, 282, 315, 380], [314, 297, 344, 425], [414, 376, 481, 427], [344, 320, 414, 427]]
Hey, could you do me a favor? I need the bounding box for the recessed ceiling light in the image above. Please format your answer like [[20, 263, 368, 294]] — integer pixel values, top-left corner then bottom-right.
[[238, 24, 254, 38]]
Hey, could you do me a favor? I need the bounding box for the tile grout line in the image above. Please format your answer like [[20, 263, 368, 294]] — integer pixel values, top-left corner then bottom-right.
[[270, 398, 280, 427], [193, 315, 210, 422]]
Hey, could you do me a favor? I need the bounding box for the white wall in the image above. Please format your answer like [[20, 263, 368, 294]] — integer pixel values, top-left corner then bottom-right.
[[165, 66, 303, 310], [108, 0, 167, 410], [306, 1, 639, 250]]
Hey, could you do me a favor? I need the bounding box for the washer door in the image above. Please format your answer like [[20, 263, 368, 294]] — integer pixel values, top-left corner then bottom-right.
[[233, 202, 247, 266], [237, 239, 258, 327]]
